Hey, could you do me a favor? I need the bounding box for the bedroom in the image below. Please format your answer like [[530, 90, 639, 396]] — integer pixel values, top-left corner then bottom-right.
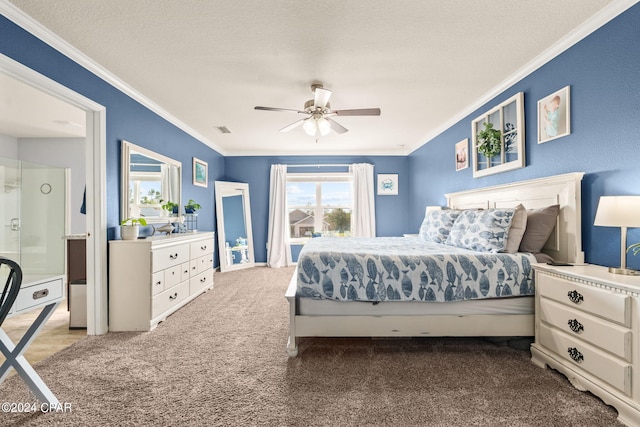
[[1, 1, 640, 425]]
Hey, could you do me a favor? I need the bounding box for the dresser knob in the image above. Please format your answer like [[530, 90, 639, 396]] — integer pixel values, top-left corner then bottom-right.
[[567, 290, 584, 304], [567, 347, 584, 363], [169, 253, 179, 260], [201, 245, 207, 250], [169, 292, 178, 301], [568, 319, 584, 334]]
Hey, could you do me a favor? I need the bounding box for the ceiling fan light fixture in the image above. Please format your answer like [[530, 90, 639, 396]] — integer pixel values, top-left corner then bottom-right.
[[317, 117, 331, 136], [302, 118, 317, 136]]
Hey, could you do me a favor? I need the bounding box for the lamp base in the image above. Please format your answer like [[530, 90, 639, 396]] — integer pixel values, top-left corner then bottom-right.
[[608, 267, 640, 275]]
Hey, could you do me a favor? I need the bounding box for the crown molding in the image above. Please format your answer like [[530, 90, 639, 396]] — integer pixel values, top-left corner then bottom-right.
[[411, 0, 639, 153], [0, 0, 227, 156]]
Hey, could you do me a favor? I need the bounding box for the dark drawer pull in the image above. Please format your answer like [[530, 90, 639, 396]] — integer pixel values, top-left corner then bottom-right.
[[568, 319, 584, 334], [567, 347, 584, 363], [33, 289, 49, 300], [567, 290, 584, 304], [200, 245, 207, 250], [200, 277, 207, 283], [169, 253, 179, 260], [169, 292, 178, 301], [155, 281, 162, 287]]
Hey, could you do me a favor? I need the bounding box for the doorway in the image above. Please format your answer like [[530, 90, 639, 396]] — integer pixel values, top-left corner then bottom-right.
[[0, 53, 107, 335]]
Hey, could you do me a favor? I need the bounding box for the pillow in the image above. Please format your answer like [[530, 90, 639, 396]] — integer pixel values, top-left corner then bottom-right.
[[518, 205, 560, 253], [503, 204, 527, 253], [445, 208, 516, 253], [419, 209, 462, 243]]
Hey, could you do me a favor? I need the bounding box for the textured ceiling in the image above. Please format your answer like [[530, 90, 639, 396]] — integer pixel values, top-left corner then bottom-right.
[[5, 0, 618, 155]]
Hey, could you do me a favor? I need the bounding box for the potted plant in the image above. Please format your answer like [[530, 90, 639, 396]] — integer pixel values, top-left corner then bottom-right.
[[476, 122, 502, 158], [120, 217, 148, 240], [185, 199, 201, 214], [160, 199, 179, 216]]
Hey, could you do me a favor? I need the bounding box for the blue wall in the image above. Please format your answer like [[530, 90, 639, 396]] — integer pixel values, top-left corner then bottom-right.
[[223, 155, 410, 262], [408, 4, 640, 270], [0, 15, 225, 241]]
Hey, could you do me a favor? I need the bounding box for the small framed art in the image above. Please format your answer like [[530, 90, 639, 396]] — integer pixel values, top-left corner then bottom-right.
[[455, 138, 469, 171], [538, 86, 570, 144], [377, 174, 398, 195], [193, 157, 208, 187]]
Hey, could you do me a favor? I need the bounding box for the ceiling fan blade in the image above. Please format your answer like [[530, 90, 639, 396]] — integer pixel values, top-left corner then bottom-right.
[[333, 108, 381, 116], [314, 87, 332, 109], [255, 106, 306, 114], [327, 118, 348, 134], [279, 118, 307, 132]]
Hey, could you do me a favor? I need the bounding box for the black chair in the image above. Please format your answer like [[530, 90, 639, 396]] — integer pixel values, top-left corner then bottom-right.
[[0, 257, 22, 327]]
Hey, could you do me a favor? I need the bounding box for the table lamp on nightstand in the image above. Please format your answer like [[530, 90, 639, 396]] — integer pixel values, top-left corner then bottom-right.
[[594, 195, 640, 275]]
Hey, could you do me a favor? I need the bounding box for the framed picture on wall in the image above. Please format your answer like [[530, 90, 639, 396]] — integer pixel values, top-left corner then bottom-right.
[[377, 174, 398, 195], [455, 138, 469, 171], [193, 157, 208, 187], [538, 86, 571, 144]]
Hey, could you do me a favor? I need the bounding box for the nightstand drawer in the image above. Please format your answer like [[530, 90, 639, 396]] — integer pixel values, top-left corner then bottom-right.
[[539, 323, 631, 396], [538, 274, 630, 326], [540, 297, 632, 361]]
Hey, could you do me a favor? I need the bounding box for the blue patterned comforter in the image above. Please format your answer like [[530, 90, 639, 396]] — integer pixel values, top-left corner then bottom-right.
[[297, 237, 536, 302]]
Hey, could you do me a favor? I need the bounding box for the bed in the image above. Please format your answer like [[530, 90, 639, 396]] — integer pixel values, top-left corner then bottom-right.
[[285, 172, 585, 356]]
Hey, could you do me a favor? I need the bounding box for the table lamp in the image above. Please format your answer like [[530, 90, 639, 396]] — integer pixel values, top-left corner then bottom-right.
[[594, 196, 640, 275]]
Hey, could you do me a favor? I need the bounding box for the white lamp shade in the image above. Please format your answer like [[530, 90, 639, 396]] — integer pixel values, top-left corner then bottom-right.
[[317, 117, 331, 136], [594, 196, 640, 227]]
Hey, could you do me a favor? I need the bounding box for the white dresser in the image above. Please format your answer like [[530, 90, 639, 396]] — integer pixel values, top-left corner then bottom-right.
[[531, 264, 640, 426], [109, 232, 215, 331]]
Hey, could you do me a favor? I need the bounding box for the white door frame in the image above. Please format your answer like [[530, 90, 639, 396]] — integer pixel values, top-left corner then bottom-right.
[[0, 54, 108, 335]]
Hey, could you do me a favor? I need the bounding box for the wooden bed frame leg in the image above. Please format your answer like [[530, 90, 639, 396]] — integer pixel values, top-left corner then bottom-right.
[[286, 291, 298, 357]]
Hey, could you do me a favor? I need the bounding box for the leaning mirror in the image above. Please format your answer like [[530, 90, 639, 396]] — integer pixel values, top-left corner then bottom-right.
[[215, 181, 255, 272], [121, 140, 182, 224]]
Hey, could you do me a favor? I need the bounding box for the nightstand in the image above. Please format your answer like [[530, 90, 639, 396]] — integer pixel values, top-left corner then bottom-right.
[[531, 263, 640, 426]]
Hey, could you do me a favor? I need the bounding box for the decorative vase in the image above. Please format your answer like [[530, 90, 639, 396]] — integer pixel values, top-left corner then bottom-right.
[[121, 225, 139, 240]]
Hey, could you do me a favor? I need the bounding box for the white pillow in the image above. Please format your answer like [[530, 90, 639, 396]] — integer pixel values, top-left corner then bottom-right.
[[445, 208, 516, 253], [419, 210, 462, 243]]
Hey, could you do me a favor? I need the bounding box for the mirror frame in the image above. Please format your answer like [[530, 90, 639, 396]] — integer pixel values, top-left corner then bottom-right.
[[121, 140, 182, 224], [215, 181, 255, 272]]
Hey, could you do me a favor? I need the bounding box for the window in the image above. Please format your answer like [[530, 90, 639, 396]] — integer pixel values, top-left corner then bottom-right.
[[286, 173, 352, 240], [128, 171, 163, 217]]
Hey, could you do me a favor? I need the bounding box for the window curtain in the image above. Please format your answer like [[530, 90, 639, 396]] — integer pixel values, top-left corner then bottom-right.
[[350, 163, 376, 237], [267, 164, 292, 268]]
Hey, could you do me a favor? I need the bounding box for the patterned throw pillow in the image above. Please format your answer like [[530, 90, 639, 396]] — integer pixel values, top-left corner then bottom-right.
[[419, 210, 462, 243], [445, 208, 516, 253]]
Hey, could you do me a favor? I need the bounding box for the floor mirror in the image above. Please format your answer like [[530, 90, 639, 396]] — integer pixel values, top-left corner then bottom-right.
[[214, 181, 255, 272]]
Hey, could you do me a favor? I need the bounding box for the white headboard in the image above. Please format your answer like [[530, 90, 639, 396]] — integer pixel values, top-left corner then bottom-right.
[[444, 172, 585, 263]]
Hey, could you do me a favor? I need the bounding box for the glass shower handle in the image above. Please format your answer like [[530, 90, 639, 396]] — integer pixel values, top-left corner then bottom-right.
[[10, 218, 20, 231]]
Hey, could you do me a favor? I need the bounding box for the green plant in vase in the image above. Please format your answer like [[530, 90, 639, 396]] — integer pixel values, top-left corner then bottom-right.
[[120, 217, 148, 240], [476, 122, 502, 159], [160, 199, 179, 216], [185, 199, 201, 214]]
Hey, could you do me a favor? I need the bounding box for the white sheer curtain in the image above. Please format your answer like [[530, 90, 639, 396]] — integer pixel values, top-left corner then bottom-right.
[[350, 163, 376, 237], [267, 164, 292, 268]]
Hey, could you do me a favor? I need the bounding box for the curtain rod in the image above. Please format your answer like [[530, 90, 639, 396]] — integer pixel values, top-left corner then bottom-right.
[[286, 164, 351, 168]]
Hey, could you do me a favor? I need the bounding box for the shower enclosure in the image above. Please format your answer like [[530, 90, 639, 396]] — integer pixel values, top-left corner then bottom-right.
[[0, 156, 66, 277]]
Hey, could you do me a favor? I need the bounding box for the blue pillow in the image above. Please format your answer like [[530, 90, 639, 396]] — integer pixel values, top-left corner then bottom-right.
[[419, 210, 462, 243], [445, 208, 516, 252]]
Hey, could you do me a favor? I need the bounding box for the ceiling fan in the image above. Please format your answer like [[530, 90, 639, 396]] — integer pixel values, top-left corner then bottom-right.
[[254, 83, 381, 139]]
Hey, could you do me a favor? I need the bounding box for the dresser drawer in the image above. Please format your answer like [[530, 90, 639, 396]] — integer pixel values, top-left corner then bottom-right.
[[539, 323, 631, 395], [152, 244, 190, 272], [152, 281, 189, 319], [190, 238, 214, 257], [539, 297, 632, 361], [180, 262, 191, 282], [152, 271, 164, 296], [538, 273, 630, 326], [164, 264, 183, 288], [15, 277, 64, 312], [190, 269, 214, 294]]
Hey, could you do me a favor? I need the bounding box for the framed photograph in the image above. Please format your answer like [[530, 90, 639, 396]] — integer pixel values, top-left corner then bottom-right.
[[377, 174, 398, 195], [455, 138, 469, 171], [538, 86, 570, 144], [193, 157, 208, 188]]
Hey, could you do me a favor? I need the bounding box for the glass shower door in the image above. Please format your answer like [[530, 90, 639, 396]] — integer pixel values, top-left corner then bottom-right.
[[0, 157, 21, 264]]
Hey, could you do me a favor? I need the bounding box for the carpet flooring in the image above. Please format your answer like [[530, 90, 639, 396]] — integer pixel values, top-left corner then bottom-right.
[[0, 266, 621, 426]]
